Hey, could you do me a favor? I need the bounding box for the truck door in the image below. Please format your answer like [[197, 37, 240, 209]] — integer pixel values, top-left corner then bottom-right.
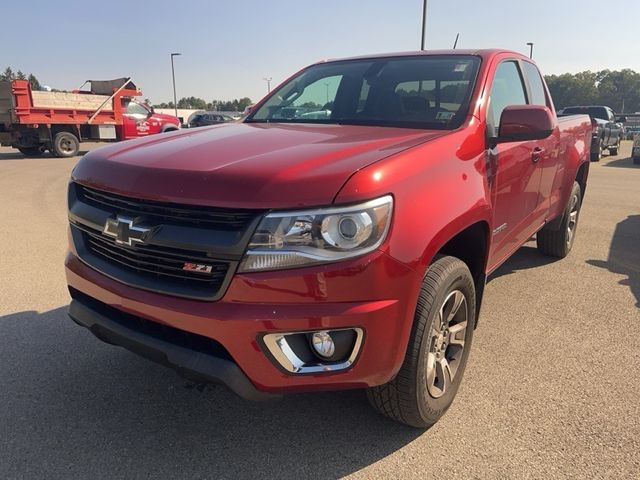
[[520, 60, 559, 222], [122, 100, 157, 139], [486, 60, 545, 265]]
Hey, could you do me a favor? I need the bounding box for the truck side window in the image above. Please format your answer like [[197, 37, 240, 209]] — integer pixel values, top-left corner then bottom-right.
[[126, 101, 149, 116], [521, 61, 547, 107], [487, 61, 527, 138]]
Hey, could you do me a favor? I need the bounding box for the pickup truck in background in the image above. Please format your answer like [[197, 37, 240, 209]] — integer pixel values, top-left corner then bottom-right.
[[0, 78, 180, 157], [65, 50, 591, 428], [561, 105, 624, 160]]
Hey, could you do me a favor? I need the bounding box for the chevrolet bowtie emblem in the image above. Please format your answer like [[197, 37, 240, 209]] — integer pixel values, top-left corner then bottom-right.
[[103, 216, 151, 246]]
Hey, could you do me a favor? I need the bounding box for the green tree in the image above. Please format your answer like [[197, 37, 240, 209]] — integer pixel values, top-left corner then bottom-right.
[[16, 70, 26, 80], [27, 74, 41, 90], [177, 96, 207, 109], [1, 67, 15, 81]]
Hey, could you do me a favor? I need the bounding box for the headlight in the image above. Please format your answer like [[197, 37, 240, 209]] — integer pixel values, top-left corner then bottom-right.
[[239, 195, 393, 272]]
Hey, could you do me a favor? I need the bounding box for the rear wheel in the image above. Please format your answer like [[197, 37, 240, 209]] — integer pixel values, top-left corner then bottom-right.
[[536, 181, 582, 258], [590, 138, 603, 161], [367, 256, 476, 428], [52, 132, 80, 158], [609, 137, 621, 156], [17, 147, 43, 156]]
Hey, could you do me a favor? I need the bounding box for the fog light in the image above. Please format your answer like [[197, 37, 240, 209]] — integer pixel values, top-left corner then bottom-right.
[[311, 331, 335, 358]]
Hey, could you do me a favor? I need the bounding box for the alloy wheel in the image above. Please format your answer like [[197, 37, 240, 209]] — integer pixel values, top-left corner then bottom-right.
[[426, 290, 468, 398]]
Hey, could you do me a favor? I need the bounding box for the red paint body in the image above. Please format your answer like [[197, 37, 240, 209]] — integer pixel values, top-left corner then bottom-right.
[[65, 50, 591, 394]]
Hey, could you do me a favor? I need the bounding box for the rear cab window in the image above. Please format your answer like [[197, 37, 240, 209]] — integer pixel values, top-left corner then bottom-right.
[[521, 61, 548, 107]]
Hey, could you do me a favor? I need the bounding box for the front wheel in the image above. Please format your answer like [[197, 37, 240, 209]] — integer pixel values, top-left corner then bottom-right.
[[536, 181, 582, 258], [367, 256, 476, 428]]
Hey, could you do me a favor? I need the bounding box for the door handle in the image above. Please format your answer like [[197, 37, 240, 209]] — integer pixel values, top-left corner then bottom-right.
[[531, 147, 544, 163]]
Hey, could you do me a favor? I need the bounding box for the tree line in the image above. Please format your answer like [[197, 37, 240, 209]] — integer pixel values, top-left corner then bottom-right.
[[1, 67, 41, 90], [153, 97, 253, 112], [545, 69, 640, 113]]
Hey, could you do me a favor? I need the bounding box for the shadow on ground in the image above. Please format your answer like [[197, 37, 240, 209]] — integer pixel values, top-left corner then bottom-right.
[[603, 156, 640, 169], [0, 149, 91, 161], [0, 307, 420, 479], [488, 243, 558, 281], [587, 214, 640, 307]]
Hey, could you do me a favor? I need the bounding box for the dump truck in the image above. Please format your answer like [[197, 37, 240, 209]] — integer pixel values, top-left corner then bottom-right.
[[0, 78, 180, 157]]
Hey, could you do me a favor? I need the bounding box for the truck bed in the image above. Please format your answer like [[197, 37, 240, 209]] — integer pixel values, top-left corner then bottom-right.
[[31, 91, 113, 111]]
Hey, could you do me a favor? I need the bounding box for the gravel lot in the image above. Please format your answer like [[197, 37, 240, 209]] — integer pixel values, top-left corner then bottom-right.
[[1, 141, 638, 479]]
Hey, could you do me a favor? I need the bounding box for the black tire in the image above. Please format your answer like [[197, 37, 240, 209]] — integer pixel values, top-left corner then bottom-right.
[[52, 132, 80, 158], [367, 256, 476, 428], [590, 138, 603, 161], [17, 147, 43, 156], [609, 137, 621, 156], [536, 181, 582, 258], [633, 157, 640, 165]]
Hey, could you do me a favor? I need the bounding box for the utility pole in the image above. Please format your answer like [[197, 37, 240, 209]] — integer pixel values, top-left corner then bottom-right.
[[421, 0, 428, 50], [526, 42, 534, 59], [263, 76, 272, 93], [170, 53, 181, 118]]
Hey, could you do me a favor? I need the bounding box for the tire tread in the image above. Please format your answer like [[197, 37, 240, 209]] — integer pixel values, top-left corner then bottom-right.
[[367, 256, 473, 428]]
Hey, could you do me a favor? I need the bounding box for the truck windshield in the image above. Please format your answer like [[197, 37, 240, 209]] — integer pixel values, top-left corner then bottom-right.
[[246, 55, 481, 130], [563, 106, 608, 121]]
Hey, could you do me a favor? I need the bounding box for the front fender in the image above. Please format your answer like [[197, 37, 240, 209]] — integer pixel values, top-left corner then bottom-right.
[[334, 123, 493, 276]]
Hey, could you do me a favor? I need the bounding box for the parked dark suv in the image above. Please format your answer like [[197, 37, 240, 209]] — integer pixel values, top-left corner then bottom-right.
[[561, 106, 624, 161], [188, 112, 236, 128]]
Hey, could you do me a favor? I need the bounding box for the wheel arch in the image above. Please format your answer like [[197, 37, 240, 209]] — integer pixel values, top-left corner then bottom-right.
[[160, 123, 179, 133], [575, 161, 589, 201], [434, 220, 490, 327]]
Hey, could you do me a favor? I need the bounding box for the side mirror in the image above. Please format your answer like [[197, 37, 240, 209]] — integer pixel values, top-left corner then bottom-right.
[[494, 105, 555, 143], [618, 116, 627, 123]]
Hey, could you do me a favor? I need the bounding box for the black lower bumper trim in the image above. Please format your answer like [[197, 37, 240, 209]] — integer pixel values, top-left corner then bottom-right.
[[68, 296, 278, 402]]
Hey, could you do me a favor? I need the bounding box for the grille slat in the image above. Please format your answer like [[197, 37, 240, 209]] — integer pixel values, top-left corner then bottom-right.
[[70, 182, 256, 300], [86, 239, 226, 281], [87, 241, 224, 283], [77, 184, 261, 230], [84, 229, 220, 270]]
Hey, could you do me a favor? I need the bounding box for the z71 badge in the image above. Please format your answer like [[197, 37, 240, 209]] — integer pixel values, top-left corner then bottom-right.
[[183, 262, 213, 273]]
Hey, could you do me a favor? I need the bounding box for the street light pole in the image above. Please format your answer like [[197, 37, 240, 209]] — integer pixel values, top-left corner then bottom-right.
[[263, 77, 272, 93], [170, 53, 181, 118], [526, 42, 534, 59], [421, 0, 428, 50]]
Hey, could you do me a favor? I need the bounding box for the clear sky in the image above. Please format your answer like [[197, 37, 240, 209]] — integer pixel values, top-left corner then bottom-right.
[[3, 0, 639, 104]]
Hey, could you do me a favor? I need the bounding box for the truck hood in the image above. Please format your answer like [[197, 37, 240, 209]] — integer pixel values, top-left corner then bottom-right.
[[73, 122, 445, 208], [153, 112, 180, 123]]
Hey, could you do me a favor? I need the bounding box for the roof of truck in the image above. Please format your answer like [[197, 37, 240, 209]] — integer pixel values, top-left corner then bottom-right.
[[319, 49, 529, 64]]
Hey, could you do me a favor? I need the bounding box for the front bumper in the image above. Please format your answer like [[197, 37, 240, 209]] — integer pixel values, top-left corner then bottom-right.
[[65, 248, 420, 397]]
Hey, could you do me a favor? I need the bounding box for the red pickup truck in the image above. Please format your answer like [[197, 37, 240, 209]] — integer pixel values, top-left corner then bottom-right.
[[65, 50, 591, 428], [0, 78, 179, 157]]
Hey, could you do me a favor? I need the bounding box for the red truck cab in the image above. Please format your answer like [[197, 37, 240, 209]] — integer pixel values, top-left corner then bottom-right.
[[120, 98, 181, 140], [65, 50, 591, 428]]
